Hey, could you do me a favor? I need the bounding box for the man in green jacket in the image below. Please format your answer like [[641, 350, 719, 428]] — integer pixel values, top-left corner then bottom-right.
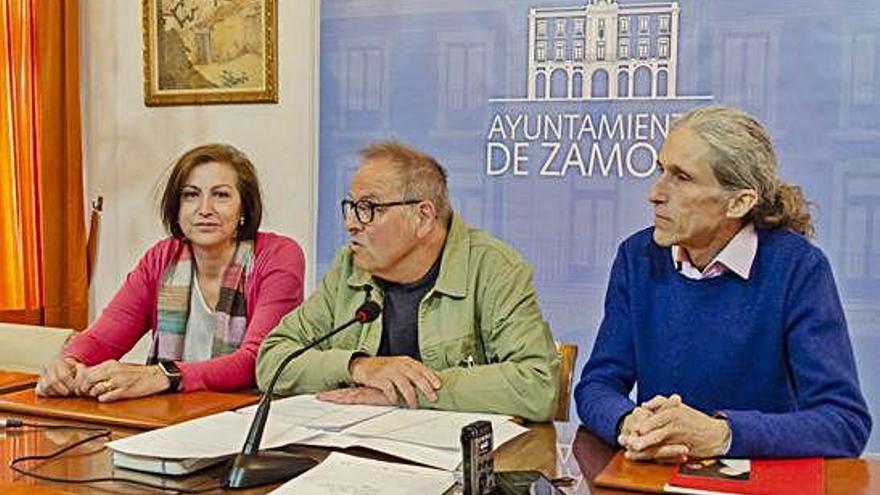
[[257, 141, 559, 422]]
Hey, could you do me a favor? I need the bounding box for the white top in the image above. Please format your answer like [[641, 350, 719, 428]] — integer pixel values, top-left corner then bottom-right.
[[183, 276, 215, 361]]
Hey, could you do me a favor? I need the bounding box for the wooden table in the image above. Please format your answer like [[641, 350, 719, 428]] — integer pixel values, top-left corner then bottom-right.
[[0, 389, 259, 429], [0, 412, 283, 494], [0, 407, 877, 494], [0, 371, 38, 394], [1, 414, 560, 494], [2, 419, 579, 494]]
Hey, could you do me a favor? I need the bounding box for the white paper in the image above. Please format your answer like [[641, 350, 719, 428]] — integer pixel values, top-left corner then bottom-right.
[[296, 430, 359, 449], [297, 431, 463, 471], [344, 408, 527, 450], [268, 452, 453, 495], [107, 411, 316, 459], [354, 436, 463, 471], [107, 394, 526, 474], [237, 394, 394, 431]]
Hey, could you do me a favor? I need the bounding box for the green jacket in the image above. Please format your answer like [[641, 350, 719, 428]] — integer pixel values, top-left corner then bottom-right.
[[257, 215, 559, 422]]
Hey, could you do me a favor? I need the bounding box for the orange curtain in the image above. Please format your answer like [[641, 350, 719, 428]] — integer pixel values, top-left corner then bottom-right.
[[0, 0, 87, 329]]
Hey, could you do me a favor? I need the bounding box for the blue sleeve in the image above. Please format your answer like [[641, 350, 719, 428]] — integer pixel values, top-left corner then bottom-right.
[[574, 244, 637, 446], [724, 250, 872, 457]]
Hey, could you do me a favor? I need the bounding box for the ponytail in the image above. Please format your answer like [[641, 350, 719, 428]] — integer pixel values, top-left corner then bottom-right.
[[751, 182, 814, 238]]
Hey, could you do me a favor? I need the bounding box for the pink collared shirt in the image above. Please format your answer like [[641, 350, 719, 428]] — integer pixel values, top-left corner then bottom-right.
[[671, 223, 758, 280]]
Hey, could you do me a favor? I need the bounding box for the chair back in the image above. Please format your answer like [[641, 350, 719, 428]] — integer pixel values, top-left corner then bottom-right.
[[0, 323, 73, 373], [86, 195, 103, 287], [555, 342, 579, 422]]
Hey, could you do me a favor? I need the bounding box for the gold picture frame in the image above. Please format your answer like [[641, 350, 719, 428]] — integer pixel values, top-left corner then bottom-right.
[[143, 0, 277, 106]]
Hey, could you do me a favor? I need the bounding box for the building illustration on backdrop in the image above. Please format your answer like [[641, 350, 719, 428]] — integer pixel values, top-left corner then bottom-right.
[[527, 0, 680, 100]]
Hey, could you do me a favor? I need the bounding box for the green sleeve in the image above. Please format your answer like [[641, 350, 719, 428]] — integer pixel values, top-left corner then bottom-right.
[[256, 252, 358, 394], [419, 263, 559, 422]]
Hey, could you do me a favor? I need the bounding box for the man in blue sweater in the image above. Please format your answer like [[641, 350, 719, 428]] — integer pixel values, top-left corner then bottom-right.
[[575, 105, 871, 461]]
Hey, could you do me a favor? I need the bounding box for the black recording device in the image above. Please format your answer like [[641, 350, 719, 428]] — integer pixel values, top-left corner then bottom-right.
[[460, 420, 567, 495], [461, 420, 496, 495]]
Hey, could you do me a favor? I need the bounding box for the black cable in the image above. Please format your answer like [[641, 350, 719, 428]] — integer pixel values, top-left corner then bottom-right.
[[10, 418, 110, 431], [6, 419, 227, 493]]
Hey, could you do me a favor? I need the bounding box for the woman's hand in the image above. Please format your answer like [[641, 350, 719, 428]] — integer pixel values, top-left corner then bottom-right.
[[75, 360, 171, 402], [36, 356, 84, 396]]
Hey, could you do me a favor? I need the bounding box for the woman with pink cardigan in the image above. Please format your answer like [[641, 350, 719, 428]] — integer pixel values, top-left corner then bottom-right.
[[36, 144, 305, 402]]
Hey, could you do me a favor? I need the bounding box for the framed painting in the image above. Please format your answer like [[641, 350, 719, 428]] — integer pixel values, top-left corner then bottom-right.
[[142, 0, 277, 106]]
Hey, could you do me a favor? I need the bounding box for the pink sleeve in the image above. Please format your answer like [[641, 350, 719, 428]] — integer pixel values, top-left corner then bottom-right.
[[177, 234, 305, 391], [63, 241, 170, 365]]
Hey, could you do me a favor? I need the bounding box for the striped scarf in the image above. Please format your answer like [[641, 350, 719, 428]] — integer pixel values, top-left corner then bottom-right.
[[150, 240, 254, 362]]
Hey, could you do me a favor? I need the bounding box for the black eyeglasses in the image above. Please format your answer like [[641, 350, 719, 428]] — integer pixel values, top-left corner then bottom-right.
[[341, 198, 422, 225]]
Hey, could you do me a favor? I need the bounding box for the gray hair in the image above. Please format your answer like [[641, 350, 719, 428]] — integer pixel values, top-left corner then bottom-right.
[[673, 105, 813, 237], [359, 141, 453, 226]]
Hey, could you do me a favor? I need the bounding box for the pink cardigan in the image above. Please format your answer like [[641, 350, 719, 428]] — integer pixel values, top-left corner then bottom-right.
[[64, 232, 305, 392]]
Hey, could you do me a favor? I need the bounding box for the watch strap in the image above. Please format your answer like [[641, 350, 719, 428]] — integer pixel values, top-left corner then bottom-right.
[[158, 360, 182, 393]]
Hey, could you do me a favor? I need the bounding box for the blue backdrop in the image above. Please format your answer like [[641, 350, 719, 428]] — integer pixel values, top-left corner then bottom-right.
[[318, 0, 880, 452]]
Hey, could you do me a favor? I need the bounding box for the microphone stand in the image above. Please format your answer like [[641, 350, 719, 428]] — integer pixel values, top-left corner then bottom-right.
[[226, 296, 381, 489]]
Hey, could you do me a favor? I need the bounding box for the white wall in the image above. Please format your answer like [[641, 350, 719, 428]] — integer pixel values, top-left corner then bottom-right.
[[80, 1, 319, 358]]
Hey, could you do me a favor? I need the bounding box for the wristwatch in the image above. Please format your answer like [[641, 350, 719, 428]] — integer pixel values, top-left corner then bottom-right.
[[157, 360, 182, 393]]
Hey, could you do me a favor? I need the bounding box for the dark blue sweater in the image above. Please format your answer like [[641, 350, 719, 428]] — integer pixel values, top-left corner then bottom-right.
[[575, 227, 871, 457]]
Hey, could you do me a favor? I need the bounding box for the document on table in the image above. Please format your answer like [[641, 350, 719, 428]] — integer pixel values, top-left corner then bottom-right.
[[107, 411, 315, 459], [353, 436, 462, 471], [268, 452, 453, 495], [344, 408, 528, 450], [293, 406, 528, 471], [105, 393, 526, 475], [237, 394, 394, 431], [298, 431, 463, 471]]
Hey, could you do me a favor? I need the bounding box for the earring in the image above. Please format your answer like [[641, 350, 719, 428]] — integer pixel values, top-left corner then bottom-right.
[[239, 216, 245, 226]]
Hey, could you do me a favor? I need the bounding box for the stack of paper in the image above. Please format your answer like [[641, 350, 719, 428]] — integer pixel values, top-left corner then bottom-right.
[[291, 407, 527, 470], [107, 411, 316, 474], [344, 407, 526, 450], [107, 394, 528, 475], [238, 394, 394, 431], [269, 453, 453, 495]]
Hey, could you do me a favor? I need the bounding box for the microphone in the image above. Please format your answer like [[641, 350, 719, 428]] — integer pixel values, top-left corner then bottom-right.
[[226, 292, 382, 489]]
